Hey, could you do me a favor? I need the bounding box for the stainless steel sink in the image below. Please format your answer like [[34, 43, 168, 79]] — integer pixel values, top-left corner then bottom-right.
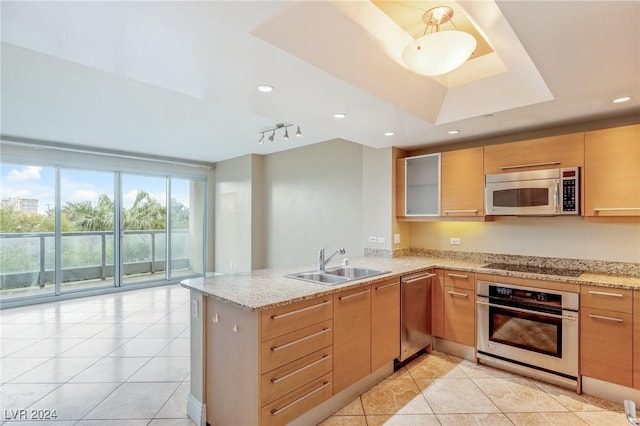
[[324, 266, 388, 280], [285, 267, 388, 286]]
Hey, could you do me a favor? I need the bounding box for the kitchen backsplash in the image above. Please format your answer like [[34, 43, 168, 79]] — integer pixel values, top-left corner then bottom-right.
[[364, 248, 640, 277]]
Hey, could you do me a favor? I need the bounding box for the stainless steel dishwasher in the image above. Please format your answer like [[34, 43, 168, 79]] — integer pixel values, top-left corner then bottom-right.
[[399, 271, 435, 362]]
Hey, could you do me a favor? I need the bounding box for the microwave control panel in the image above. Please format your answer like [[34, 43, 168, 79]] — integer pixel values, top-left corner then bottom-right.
[[560, 168, 579, 214]]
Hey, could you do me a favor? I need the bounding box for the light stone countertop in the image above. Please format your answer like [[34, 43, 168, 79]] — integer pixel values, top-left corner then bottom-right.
[[181, 256, 640, 311]]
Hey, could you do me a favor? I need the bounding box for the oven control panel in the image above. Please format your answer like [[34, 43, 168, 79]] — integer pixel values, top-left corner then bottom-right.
[[490, 286, 561, 307]]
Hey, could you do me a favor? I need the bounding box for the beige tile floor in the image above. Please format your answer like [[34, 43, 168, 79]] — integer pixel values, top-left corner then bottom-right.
[[1, 285, 631, 425], [321, 351, 630, 426]]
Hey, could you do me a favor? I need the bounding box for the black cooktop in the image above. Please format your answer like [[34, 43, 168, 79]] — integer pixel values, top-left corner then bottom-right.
[[483, 262, 584, 278]]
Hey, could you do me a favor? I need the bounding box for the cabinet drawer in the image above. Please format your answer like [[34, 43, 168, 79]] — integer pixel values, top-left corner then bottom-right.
[[580, 285, 633, 313], [261, 319, 333, 373], [580, 307, 633, 388], [261, 372, 333, 426], [261, 297, 333, 341], [261, 347, 332, 406], [444, 270, 475, 290], [444, 287, 476, 347]]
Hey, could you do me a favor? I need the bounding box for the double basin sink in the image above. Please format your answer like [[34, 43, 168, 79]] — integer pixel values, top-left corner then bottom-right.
[[285, 266, 388, 286]]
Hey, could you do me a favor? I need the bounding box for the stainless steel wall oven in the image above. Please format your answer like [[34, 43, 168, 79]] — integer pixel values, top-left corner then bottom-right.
[[476, 280, 579, 389]]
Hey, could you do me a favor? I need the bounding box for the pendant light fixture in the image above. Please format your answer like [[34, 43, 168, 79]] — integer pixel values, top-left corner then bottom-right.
[[402, 6, 476, 76], [258, 123, 302, 144]]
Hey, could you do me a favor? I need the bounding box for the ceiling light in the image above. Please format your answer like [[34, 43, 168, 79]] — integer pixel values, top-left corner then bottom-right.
[[384, 132, 395, 136], [258, 123, 301, 144], [402, 6, 477, 76], [448, 129, 460, 134], [334, 113, 347, 119], [612, 96, 631, 104], [257, 85, 273, 93]]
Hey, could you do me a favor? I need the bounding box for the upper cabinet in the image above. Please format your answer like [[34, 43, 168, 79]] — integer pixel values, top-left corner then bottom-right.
[[441, 147, 484, 217], [584, 124, 640, 217], [484, 133, 584, 174], [397, 153, 440, 217]]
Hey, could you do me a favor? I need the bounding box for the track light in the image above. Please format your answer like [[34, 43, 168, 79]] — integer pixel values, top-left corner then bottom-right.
[[258, 123, 302, 144]]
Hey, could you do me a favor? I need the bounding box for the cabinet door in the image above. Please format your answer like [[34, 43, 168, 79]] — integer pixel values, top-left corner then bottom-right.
[[405, 154, 441, 216], [580, 306, 633, 387], [371, 279, 400, 371], [441, 147, 484, 217], [444, 287, 476, 347], [484, 133, 584, 174], [334, 286, 371, 393], [634, 291, 640, 390], [584, 124, 640, 217], [431, 269, 445, 338]]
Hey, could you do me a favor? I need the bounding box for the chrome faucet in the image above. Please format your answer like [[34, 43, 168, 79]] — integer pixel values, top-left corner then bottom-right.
[[318, 247, 346, 271]]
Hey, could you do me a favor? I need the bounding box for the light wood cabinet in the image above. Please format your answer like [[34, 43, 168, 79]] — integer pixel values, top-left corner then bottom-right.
[[584, 124, 640, 217], [580, 285, 633, 388], [333, 286, 371, 393], [443, 270, 476, 347], [441, 147, 484, 217], [206, 295, 334, 426], [634, 290, 640, 390], [484, 132, 584, 174], [371, 278, 400, 371], [431, 269, 445, 338]]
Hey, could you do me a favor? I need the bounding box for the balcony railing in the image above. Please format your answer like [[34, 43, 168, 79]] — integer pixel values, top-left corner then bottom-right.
[[0, 229, 190, 290]]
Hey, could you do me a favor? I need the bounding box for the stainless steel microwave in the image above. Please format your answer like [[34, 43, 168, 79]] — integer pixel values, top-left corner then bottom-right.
[[485, 167, 579, 216]]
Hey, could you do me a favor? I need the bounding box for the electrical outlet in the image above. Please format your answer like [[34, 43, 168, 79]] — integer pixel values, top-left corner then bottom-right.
[[191, 300, 199, 317], [394, 233, 400, 244], [368, 236, 377, 243], [377, 236, 386, 243], [450, 237, 461, 245]]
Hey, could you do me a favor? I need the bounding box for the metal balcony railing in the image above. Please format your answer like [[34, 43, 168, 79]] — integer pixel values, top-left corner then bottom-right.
[[0, 229, 190, 290]]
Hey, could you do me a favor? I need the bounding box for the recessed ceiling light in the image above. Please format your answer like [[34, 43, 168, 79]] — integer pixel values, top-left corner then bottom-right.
[[333, 113, 347, 119], [448, 129, 460, 135], [612, 96, 631, 104], [257, 85, 273, 93], [384, 132, 394, 136]]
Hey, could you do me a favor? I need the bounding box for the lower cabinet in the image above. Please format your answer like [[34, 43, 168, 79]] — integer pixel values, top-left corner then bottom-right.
[[580, 285, 634, 388], [431, 269, 445, 338], [443, 270, 476, 347], [333, 286, 371, 393], [371, 278, 400, 371]]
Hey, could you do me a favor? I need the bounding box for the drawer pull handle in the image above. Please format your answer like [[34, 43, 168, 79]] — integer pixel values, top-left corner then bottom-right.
[[271, 381, 331, 416], [270, 354, 331, 384], [588, 314, 624, 323], [593, 207, 640, 212], [271, 301, 331, 320], [500, 161, 561, 170], [587, 290, 623, 298], [271, 328, 331, 352], [448, 291, 469, 297], [375, 282, 398, 291], [403, 273, 436, 284], [339, 289, 370, 301], [443, 209, 478, 214], [447, 273, 469, 279]]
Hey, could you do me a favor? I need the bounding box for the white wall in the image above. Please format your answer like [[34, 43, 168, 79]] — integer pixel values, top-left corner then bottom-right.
[[410, 217, 640, 263], [263, 139, 364, 267], [362, 146, 393, 250]]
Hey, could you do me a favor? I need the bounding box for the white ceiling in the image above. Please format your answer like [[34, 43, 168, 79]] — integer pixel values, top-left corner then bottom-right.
[[1, 1, 638, 163]]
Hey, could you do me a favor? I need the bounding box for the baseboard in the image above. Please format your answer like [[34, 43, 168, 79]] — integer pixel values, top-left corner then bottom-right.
[[187, 392, 206, 426], [432, 337, 475, 361], [581, 376, 640, 405]]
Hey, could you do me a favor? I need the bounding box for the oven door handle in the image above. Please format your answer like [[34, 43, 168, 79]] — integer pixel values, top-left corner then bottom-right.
[[476, 299, 578, 321]]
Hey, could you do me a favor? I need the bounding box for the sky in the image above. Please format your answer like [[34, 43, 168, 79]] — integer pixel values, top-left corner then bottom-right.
[[0, 163, 191, 214]]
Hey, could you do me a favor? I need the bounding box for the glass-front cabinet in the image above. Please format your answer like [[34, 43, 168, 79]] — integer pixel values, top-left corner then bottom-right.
[[400, 153, 441, 216]]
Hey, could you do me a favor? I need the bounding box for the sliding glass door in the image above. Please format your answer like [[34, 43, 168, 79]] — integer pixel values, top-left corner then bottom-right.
[[1, 159, 206, 306], [121, 174, 168, 286], [60, 169, 116, 293]]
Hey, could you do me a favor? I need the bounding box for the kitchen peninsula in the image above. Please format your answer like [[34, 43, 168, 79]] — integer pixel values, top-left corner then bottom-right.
[[182, 253, 640, 426]]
